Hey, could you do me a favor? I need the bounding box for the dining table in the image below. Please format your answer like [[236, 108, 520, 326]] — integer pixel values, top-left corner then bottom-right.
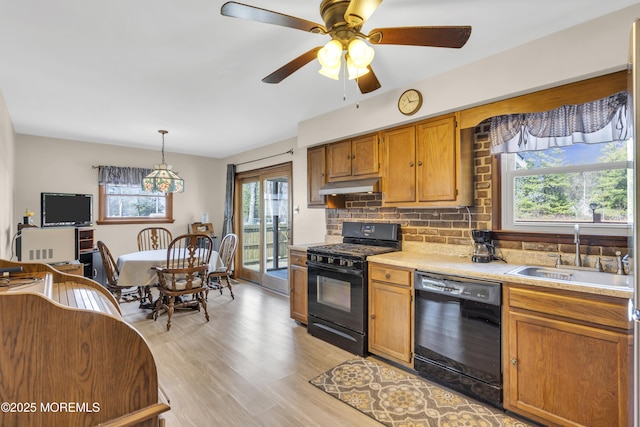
[[116, 248, 224, 288], [116, 248, 224, 315]]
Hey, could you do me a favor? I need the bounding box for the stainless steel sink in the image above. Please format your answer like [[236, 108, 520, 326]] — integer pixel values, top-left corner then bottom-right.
[[506, 265, 632, 288]]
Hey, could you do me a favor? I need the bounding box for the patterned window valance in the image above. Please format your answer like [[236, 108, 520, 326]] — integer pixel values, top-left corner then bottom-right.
[[490, 91, 630, 154], [98, 166, 153, 186]]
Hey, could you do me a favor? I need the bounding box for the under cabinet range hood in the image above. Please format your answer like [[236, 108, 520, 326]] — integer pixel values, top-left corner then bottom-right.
[[318, 178, 379, 196]]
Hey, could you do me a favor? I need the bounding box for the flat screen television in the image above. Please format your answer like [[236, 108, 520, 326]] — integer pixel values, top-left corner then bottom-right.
[[41, 192, 93, 227]]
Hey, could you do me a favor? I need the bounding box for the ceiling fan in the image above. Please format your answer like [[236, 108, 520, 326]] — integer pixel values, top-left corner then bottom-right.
[[220, 0, 472, 94]]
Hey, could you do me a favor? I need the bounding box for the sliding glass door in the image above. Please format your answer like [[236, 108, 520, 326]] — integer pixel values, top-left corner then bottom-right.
[[238, 175, 261, 284], [235, 163, 291, 294]]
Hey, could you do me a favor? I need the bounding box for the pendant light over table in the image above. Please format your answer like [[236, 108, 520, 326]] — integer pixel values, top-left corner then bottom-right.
[[142, 130, 184, 193]]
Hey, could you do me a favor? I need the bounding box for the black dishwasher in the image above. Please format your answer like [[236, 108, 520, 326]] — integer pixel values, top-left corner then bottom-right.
[[414, 270, 502, 408]]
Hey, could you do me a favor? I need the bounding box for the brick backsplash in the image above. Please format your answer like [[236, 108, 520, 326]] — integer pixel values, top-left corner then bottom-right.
[[324, 121, 625, 270]]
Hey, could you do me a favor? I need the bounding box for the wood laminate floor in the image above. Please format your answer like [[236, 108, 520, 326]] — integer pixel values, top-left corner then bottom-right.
[[122, 281, 382, 426]]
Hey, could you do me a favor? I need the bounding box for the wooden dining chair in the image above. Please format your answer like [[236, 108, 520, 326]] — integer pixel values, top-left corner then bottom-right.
[[152, 233, 213, 331], [207, 233, 238, 300], [137, 227, 173, 251], [97, 240, 152, 304]]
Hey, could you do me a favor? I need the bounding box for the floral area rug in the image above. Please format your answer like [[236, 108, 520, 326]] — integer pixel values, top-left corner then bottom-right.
[[309, 358, 533, 427]]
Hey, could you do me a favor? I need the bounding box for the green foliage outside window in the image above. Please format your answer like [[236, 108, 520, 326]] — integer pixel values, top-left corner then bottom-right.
[[105, 185, 166, 218], [512, 141, 628, 223]]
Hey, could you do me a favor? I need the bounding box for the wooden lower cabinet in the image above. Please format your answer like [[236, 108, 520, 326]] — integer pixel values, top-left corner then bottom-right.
[[503, 284, 632, 427], [368, 263, 413, 367], [289, 249, 308, 324]]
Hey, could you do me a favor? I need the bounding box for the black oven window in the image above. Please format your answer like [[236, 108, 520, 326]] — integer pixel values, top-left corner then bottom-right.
[[317, 276, 351, 312]]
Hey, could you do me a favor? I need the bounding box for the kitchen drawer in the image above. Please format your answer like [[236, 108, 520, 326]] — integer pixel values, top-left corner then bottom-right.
[[507, 285, 631, 330], [290, 250, 307, 267], [369, 264, 412, 287]]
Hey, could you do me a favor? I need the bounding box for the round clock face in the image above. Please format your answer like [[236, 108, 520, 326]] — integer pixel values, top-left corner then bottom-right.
[[398, 89, 423, 116]]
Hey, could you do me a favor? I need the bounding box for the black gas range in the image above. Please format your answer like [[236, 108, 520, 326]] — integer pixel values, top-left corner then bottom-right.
[[306, 222, 401, 356]]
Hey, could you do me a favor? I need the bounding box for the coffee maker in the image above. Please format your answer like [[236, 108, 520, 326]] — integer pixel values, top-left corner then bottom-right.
[[472, 229, 495, 263]]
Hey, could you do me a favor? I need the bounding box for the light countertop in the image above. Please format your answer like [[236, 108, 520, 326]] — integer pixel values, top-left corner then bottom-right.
[[288, 243, 324, 252], [368, 251, 634, 299]]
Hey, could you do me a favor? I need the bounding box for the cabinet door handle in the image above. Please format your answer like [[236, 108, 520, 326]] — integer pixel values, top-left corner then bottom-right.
[[511, 358, 518, 366], [409, 162, 414, 167], [417, 161, 423, 166], [385, 273, 391, 279], [370, 314, 376, 319], [351, 154, 355, 159]]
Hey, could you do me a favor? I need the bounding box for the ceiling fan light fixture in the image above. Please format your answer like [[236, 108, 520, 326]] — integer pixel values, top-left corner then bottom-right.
[[347, 38, 374, 68], [319, 63, 341, 80], [317, 39, 343, 68], [221, 2, 473, 93], [346, 55, 369, 80]]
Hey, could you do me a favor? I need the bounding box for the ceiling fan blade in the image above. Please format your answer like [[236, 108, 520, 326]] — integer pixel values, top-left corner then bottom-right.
[[344, 0, 382, 27], [368, 26, 472, 48], [262, 47, 323, 84], [221, 2, 326, 33], [357, 66, 381, 94]]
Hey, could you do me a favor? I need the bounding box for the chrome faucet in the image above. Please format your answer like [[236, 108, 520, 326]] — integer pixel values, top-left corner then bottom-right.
[[616, 251, 628, 275], [574, 224, 582, 267]]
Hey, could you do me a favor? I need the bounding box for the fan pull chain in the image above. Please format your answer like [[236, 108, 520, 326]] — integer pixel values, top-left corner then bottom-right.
[[342, 57, 347, 101], [355, 77, 360, 109]]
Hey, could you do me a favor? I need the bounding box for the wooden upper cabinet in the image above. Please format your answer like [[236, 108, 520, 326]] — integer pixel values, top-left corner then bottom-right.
[[351, 134, 379, 177], [327, 134, 379, 181], [382, 113, 472, 207], [307, 145, 346, 209], [307, 145, 327, 207], [382, 125, 416, 204], [416, 115, 457, 203]]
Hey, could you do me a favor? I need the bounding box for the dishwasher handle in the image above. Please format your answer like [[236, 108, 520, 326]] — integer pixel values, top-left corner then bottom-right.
[[415, 271, 502, 306], [418, 277, 463, 294]]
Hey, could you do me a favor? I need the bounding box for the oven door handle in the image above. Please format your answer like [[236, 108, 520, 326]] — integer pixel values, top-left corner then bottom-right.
[[307, 261, 363, 277]]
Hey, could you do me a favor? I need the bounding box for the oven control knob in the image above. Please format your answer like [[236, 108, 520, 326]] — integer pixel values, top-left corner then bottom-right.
[[347, 260, 354, 267], [328, 257, 334, 264]]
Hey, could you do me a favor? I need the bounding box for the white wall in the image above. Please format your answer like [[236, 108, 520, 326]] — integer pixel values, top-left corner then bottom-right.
[[0, 89, 15, 259], [220, 138, 326, 245], [14, 134, 222, 259], [298, 3, 639, 145]]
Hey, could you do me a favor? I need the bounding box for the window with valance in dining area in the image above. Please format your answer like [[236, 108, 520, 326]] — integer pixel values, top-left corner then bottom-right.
[[96, 166, 174, 225]]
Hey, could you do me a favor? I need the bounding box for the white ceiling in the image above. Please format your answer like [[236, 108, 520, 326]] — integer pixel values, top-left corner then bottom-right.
[[0, 0, 638, 159]]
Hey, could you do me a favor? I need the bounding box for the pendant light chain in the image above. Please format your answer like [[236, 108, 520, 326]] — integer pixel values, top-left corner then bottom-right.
[[159, 129, 168, 164]]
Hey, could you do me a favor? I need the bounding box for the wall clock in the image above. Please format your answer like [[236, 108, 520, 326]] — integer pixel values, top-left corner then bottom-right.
[[398, 89, 423, 116]]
